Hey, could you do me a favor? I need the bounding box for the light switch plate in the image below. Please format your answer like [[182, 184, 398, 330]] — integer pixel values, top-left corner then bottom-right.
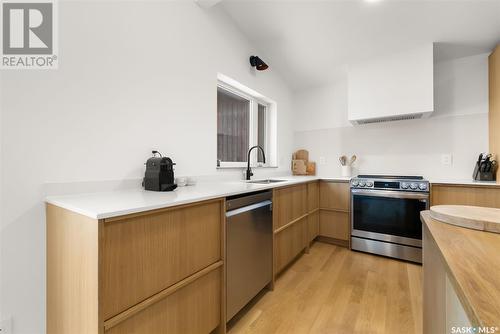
[[441, 154, 453, 166], [0, 316, 12, 334], [319, 156, 326, 165]]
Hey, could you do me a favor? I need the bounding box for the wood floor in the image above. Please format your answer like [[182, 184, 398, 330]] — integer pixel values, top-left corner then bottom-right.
[[227, 241, 422, 334]]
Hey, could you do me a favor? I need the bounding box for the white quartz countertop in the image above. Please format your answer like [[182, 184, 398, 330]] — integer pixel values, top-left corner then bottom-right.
[[46, 176, 348, 219], [45, 175, 500, 220], [428, 179, 500, 187]]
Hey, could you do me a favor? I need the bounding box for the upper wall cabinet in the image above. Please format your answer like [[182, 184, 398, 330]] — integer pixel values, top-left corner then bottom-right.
[[348, 44, 434, 125]]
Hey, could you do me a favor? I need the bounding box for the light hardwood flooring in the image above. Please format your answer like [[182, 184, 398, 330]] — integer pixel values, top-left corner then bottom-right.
[[228, 241, 422, 334]]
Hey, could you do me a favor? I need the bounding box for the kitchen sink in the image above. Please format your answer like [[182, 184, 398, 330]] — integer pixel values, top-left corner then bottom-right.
[[247, 179, 288, 184]]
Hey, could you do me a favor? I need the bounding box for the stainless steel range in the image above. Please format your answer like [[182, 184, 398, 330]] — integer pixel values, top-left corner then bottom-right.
[[350, 175, 429, 263]]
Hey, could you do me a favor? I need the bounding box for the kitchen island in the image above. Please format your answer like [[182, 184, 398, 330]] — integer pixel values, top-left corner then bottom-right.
[[421, 211, 500, 333]]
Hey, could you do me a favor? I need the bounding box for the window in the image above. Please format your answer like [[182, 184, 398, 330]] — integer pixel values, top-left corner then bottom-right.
[[217, 74, 277, 168]]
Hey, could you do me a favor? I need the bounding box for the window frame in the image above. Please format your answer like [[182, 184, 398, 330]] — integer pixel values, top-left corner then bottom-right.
[[217, 74, 277, 169]]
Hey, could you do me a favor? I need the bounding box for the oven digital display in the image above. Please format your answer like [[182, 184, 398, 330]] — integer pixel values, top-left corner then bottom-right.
[[373, 181, 400, 189]]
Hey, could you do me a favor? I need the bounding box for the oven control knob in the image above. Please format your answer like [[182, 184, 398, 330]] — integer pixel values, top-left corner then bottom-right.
[[366, 181, 373, 187], [359, 181, 366, 187], [401, 182, 409, 189], [410, 183, 418, 190], [419, 183, 427, 190], [352, 180, 359, 187]]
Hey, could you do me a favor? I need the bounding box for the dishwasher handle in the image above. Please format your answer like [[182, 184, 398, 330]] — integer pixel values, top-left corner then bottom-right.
[[226, 200, 272, 218]]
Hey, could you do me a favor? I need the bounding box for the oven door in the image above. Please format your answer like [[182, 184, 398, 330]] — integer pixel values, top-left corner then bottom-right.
[[351, 189, 429, 247]]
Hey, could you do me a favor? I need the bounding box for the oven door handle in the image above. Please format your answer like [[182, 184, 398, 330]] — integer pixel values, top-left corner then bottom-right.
[[351, 189, 429, 200]]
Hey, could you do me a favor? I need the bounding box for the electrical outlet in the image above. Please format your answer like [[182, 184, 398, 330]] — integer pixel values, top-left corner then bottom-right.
[[441, 154, 453, 166], [319, 156, 327, 165], [0, 316, 12, 334]]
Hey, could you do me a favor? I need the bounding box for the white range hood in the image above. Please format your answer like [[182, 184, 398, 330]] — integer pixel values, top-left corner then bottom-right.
[[348, 44, 434, 125]]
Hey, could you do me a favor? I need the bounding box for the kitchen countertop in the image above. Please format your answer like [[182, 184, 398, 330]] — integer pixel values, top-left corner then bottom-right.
[[429, 179, 500, 187], [421, 211, 500, 327], [46, 175, 344, 219], [46, 175, 499, 220]]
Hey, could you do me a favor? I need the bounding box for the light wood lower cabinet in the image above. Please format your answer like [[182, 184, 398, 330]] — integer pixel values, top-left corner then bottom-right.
[[106, 268, 221, 334], [307, 210, 319, 242], [47, 199, 225, 334], [431, 184, 500, 208], [307, 181, 319, 212], [273, 181, 319, 277], [318, 180, 351, 247], [275, 216, 308, 273], [307, 181, 320, 242], [319, 210, 350, 241], [319, 181, 350, 211], [274, 183, 307, 229], [101, 201, 222, 319]]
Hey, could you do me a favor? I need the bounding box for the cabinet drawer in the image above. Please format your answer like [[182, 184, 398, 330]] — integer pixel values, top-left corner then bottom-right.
[[101, 200, 222, 319], [319, 181, 350, 211], [275, 217, 307, 273], [319, 210, 350, 241], [431, 185, 500, 208], [307, 181, 319, 212], [274, 184, 307, 229], [105, 268, 221, 334], [308, 210, 319, 242]]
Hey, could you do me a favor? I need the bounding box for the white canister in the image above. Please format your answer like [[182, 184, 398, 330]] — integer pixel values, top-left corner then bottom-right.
[[341, 165, 352, 177], [176, 177, 187, 187]]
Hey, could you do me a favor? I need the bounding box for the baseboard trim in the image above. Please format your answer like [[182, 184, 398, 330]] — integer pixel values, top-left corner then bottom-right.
[[316, 236, 349, 248]]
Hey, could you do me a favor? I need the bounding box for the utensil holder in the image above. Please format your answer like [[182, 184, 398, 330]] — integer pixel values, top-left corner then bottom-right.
[[341, 165, 352, 177]]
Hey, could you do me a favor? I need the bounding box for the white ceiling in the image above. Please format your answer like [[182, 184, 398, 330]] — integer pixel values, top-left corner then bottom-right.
[[219, 0, 500, 90]]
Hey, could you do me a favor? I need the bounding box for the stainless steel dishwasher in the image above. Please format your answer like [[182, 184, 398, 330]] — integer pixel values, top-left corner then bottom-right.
[[226, 190, 273, 321]]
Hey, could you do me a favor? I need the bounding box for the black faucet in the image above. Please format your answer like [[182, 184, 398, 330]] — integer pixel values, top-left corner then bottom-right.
[[246, 145, 266, 180]]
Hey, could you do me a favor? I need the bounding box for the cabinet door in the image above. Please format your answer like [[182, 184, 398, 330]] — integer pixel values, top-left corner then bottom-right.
[[274, 184, 307, 230], [319, 210, 350, 241], [105, 269, 221, 334], [275, 217, 307, 273], [431, 185, 500, 208], [101, 200, 222, 319], [307, 181, 319, 212], [320, 181, 350, 211], [308, 210, 319, 242]]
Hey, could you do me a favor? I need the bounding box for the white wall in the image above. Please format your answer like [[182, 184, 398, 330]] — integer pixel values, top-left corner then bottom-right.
[[293, 53, 489, 179], [0, 2, 294, 333]]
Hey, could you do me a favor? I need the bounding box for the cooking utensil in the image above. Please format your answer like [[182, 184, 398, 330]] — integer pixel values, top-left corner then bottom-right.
[[349, 155, 357, 166], [339, 155, 347, 166], [483, 156, 491, 172], [491, 160, 498, 173]]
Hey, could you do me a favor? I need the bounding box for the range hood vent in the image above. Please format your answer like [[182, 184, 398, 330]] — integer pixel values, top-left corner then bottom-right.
[[351, 112, 428, 125], [347, 44, 434, 126]]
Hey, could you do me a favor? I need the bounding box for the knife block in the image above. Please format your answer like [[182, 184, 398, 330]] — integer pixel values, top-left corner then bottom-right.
[[473, 163, 497, 181]]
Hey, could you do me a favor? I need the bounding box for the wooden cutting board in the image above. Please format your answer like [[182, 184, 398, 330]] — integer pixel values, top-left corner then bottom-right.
[[294, 149, 309, 162], [429, 205, 500, 234], [306, 162, 316, 175], [292, 160, 307, 175]]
